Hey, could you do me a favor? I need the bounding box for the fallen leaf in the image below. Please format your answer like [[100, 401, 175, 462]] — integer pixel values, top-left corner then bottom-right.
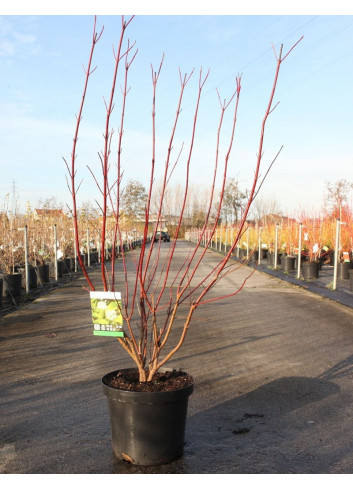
[[122, 452, 135, 463]]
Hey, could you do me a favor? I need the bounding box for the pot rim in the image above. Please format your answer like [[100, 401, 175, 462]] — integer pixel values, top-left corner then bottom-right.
[[102, 368, 194, 403]]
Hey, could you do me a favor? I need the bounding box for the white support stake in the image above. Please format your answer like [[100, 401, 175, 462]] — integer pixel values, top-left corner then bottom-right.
[[246, 227, 249, 259], [73, 227, 78, 272], [24, 225, 30, 293], [87, 228, 91, 267], [297, 223, 302, 279], [97, 240, 101, 263], [274, 225, 279, 269], [333, 219, 340, 291], [54, 224, 58, 281]]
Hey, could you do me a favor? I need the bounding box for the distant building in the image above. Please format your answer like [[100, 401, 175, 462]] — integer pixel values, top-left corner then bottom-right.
[[259, 214, 297, 227], [34, 209, 65, 220]]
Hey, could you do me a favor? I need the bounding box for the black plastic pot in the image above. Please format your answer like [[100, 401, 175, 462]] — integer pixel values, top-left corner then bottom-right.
[[29, 266, 38, 288], [36, 264, 50, 283], [91, 251, 99, 264], [267, 251, 281, 267], [294, 254, 306, 269], [301, 260, 320, 279], [2, 273, 22, 297], [337, 262, 352, 279], [63, 257, 72, 274], [238, 248, 247, 260], [49, 261, 63, 278], [349, 269, 353, 292], [249, 250, 259, 262], [77, 255, 84, 269], [83, 252, 99, 266], [57, 260, 63, 278], [19, 267, 37, 289], [102, 369, 194, 466], [282, 255, 296, 272]]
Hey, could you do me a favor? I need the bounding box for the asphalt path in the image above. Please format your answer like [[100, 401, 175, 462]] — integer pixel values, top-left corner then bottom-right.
[[1, 240, 353, 474]]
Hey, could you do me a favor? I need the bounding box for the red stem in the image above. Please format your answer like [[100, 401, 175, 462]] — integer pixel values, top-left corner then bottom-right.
[[69, 16, 103, 291]]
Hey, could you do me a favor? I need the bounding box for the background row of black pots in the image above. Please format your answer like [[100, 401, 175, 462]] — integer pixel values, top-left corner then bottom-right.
[[0, 241, 147, 303], [0, 251, 100, 301], [233, 248, 353, 286]]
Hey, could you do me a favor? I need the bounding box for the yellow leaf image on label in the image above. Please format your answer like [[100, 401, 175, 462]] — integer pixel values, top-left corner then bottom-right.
[[90, 291, 124, 337]]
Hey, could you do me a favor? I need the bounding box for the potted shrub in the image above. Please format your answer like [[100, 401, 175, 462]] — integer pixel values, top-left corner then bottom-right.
[[301, 242, 320, 279], [31, 249, 51, 284], [1, 266, 23, 298], [337, 210, 353, 279], [261, 223, 276, 267], [0, 235, 23, 299], [337, 253, 352, 279], [280, 219, 297, 272], [28, 221, 54, 284], [17, 264, 38, 290], [65, 16, 302, 465], [300, 215, 324, 279], [320, 213, 335, 265], [246, 226, 259, 262]]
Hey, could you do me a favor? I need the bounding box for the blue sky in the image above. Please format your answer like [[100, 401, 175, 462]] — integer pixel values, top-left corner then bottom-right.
[[1, 2, 353, 217]]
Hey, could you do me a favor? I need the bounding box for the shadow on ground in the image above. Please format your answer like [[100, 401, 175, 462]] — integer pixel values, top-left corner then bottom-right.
[[110, 375, 341, 474]]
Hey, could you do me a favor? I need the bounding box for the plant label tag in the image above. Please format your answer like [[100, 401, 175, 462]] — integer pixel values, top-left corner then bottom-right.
[[343, 252, 350, 262], [90, 291, 124, 337]]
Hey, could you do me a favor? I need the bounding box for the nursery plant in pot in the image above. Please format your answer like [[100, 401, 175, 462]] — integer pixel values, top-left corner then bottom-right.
[[301, 224, 321, 279], [301, 240, 320, 279], [29, 242, 52, 284], [281, 254, 296, 272], [280, 219, 297, 271], [33, 255, 50, 284], [0, 218, 24, 298], [18, 265, 37, 290], [2, 270, 22, 298], [336, 215, 353, 278], [0, 244, 23, 298], [349, 269, 353, 292], [65, 16, 302, 466], [301, 259, 320, 279], [337, 252, 352, 279]]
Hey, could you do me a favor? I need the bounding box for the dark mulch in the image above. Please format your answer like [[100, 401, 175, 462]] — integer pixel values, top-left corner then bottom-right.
[[105, 369, 194, 392]]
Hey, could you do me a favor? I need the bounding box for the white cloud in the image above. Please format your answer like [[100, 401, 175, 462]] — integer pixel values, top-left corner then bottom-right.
[[0, 16, 39, 58], [0, 40, 15, 56], [12, 32, 36, 44]]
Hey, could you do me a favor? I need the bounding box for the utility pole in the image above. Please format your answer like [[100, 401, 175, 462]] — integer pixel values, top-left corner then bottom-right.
[[11, 180, 17, 217]]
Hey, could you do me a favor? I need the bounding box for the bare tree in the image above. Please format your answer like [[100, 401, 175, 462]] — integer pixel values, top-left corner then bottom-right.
[[37, 196, 63, 210], [66, 15, 303, 381], [250, 195, 283, 221], [218, 177, 248, 224], [121, 179, 148, 221], [324, 179, 353, 218]]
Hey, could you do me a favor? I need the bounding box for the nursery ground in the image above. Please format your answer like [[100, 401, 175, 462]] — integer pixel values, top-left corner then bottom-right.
[[2, 240, 353, 475]]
